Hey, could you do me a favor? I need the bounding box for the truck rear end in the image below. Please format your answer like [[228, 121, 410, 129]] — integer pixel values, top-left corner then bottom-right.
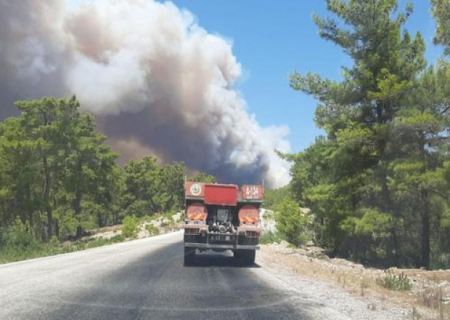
[[183, 182, 263, 265]]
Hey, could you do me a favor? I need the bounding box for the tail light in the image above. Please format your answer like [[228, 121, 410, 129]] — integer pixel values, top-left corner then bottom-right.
[[186, 203, 207, 221], [238, 205, 259, 224]]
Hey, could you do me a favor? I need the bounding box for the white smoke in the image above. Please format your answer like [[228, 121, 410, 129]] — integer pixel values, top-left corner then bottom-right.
[[0, 0, 291, 188]]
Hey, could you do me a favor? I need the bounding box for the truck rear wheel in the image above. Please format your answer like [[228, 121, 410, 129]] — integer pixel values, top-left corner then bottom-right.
[[184, 247, 196, 266]]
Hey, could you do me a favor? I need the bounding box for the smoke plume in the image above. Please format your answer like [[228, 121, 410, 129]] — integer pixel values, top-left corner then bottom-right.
[[0, 0, 291, 188]]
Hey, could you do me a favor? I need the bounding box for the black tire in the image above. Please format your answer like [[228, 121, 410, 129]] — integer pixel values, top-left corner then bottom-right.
[[184, 246, 196, 266]]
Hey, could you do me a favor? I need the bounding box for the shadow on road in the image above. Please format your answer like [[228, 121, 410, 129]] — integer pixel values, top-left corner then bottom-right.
[[184, 252, 261, 268]]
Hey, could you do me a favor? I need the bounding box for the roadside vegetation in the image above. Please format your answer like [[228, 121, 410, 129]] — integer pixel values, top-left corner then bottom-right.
[[0, 209, 184, 264], [0, 97, 214, 263], [269, 0, 450, 271]]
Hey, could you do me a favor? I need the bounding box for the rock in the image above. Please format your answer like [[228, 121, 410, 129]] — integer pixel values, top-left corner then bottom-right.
[[279, 240, 290, 248], [306, 240, 315, 247]]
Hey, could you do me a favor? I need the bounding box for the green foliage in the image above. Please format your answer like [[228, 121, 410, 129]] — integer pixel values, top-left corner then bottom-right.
[[341, 208, 391, 239], [264, 186, 293, 210], [275, 199, 312, 247], [431, 253, 450, 270], [376, 271, 412, 291], [0, 234, 126, 264], [431, 0, 450, 55], [48, 236, 61, 249], [188, 172, 216, 183], [123, 157, 185, 216], [53, 209, 78, 237], [6, 218, 36, 248], [287, 0, 450, 269], [145, 224, 160, 236], [121, 215, 140, 238], [0, 96, 122, 241], [260, 231, 285, 244], [0, 96, 190, 263]]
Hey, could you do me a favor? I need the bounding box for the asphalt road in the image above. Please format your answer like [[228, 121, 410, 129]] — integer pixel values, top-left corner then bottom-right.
[[0, 232, 314, 320]]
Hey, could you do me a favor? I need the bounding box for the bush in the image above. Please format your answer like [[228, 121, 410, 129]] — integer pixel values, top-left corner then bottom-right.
[[140, 215, 154, 223], [146, 224, 160, 236], [122, 215, 140, 238], [49, 236, 60, 247], [431, 253, 450, 270], [376, 271, 412, 291], [275, 200, 312, 247], [0, 228, 7, 247], [0, 230, 128, 264], [7, 218, 36, 248], [260, 231, 285, 244]]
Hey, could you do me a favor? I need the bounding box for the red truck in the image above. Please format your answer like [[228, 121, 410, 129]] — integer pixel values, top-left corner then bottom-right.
[[182, 181, 263, 265]]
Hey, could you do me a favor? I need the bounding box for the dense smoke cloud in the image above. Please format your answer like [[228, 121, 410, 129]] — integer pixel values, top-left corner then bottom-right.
[[0, 0, 291, 187]]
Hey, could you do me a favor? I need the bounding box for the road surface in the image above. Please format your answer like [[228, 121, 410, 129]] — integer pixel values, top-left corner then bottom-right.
[[0, 232, 327, 320]]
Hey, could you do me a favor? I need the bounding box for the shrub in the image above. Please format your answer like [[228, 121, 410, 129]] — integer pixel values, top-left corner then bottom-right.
[[146, 224, 160, 236], [260, 231, 285, 244], [122, 215, 140, 238], [431, 253, 450, 270], [376, 271, 412, 291], [0, 227, 7, 247], [7, 218, 36, 248], [275, 200, 312, 247], [49, 236, 60, 247], [140, 215, 154, 223]]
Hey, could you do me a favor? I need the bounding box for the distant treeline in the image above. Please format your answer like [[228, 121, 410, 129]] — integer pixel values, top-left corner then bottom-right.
[[283, 0, 450, 270], [0, 96, 215, 246]]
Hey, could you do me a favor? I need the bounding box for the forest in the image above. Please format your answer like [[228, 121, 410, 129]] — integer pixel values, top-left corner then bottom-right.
[[0, 96, 215, 256]]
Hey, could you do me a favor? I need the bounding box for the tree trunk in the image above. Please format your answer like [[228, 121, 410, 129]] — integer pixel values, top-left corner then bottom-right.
[[73, 159, 84, 239], [421, 189, 431, 269], [420, 136, 430, 269], [76, 226, 83, 239], [26, 183, 35, 238], [74, 189, 83, 239], [43, 154, 53, 239], [380, 168, 399, 266]]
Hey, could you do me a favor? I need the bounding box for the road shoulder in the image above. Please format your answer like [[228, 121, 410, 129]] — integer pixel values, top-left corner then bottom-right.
[[254, 244, 415, 320]]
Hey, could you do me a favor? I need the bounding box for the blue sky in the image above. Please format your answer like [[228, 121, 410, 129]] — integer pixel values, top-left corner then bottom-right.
[[170, 0, 443, 153]]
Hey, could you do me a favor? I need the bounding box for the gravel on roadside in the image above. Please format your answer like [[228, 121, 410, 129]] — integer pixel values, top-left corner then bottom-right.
[[253, 244, 432, 320]]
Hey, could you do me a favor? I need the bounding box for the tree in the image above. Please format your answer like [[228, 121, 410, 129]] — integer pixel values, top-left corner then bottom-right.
[[53, 106, 120, 237], [389, 64, 450, 267], [289, 0, 431, 266], [263, 185, 293, 210], [123, 157, 186, 216], [431, 0, 450, 55], [0, 117, 41, 234], [188, 172, 217, 183], [0, 97, 122, 242], [275, 199, 312, 247]]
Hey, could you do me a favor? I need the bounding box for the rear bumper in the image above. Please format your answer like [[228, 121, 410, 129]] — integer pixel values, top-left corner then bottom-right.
[[184, 242, 260, 250], [183, 225, 260, 251]]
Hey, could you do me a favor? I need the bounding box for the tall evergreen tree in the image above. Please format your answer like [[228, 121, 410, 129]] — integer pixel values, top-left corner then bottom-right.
[[289, 0, 431, 266], [0, 97, 121, 240]]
